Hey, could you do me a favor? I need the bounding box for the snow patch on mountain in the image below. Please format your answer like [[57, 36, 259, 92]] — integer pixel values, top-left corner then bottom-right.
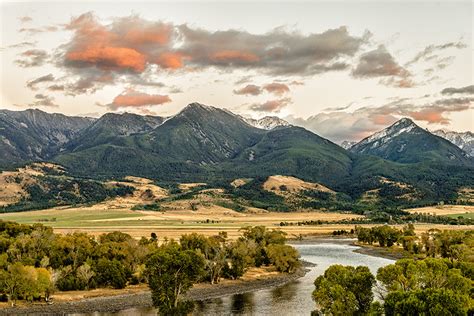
[[352, 118, 421, 153], [340, 140, 357, 149], [432, 129, 474, 157], [243, 116, 290, 130]]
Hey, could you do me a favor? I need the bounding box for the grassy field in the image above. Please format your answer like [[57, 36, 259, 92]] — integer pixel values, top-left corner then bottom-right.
[[2, 203, 473, 240], [446, 212, 474, 219], [0, 203, 364, 239]]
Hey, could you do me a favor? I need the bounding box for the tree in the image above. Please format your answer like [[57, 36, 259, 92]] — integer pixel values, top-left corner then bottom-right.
[[95, 258, 128, 289], [224, 239, 256, 279], [145, 242, 205, 315], [0, 263, 27, 305], [266, 244, 300, 273], [377, 258, 472, 315], [36, 267, 54, 301], [240, 226, 287, 266], [313, 265, 375, 315], [76, 263, 95, 290], [384, 288, 470, 316], [377, 258, 471, 294]]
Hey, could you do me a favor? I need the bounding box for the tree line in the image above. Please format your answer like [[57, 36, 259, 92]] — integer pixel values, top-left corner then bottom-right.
[[0, 220, 300, 314], [146, 226, 300, 314], [356, 224, 474, 260]]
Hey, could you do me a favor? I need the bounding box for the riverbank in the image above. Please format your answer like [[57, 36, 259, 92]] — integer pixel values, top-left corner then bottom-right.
[[352, 242, 405, 260], [289, 235, 404, 260], [0, 265, 309, 315]]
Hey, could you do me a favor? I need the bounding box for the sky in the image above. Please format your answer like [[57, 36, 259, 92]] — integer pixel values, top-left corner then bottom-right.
[[1, 1, 473, 143]]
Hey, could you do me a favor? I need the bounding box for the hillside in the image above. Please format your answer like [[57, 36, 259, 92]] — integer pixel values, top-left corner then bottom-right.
[[350, 118, 472, 165], [0, 109, 93, 167], [65, 112, 164, 152]]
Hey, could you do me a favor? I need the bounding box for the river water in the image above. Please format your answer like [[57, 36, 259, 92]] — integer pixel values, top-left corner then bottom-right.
[[90, 239, 394, 316]]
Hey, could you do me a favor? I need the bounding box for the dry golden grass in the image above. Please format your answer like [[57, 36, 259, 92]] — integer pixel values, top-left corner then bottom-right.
[[50, 223, 474, 241], [0, 164, 51, 206], [178, 182, 207, 191], [263, 175, 334, 196], [406, 205, 474, 216], [230, 178, 252, 188], [105, 177, 168, 207], [457, 187, 474, 203]]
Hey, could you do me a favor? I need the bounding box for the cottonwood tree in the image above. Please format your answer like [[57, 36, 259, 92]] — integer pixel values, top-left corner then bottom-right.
[[145, 242, 205, 315], [313, 265, 375, 315]]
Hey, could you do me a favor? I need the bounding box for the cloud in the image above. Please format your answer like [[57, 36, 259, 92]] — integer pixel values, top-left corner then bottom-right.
[[406, 41, 466, 66], [234, 82, 290, 97], [287, 97, 473, 142], [1, 41, 36, 50], [19, 25, 59, 35], [105, 89, 171, 110], [47, 84, 66, 92], [18, 16, 32, 23], [66, 46, 147, 72], [250, 97, 292, 112], [63, 13, 175, 74], [289, 80, 305, 86], [233, 84, 262, 96], [263, 82, 290, 96], [352, 45, 413, 88], [406, 98, 472, 124], [441, 85, 474, 95], [24, 94, 59, 107], [178, 25, 367, 75], [48, 13, 369, 95], [14, 49, 48, 67], [26, 74, 55, 90]]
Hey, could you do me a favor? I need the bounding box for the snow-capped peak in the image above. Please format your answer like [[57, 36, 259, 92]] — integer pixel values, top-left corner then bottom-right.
[[353, 118, 420, 151], [243, 116, 290, 130], [431, 129, 474, 157]]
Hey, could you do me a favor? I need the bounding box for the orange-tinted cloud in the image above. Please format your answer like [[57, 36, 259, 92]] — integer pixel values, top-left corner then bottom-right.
[[233, 84, 262, 96], [123, 25, 171, 46], [263, 82, 290, 96], [66, 46, 146, 72], [210, 50, 259, 63], [64, 13, 176, 74], [154, 52, 185, 69], [408, 110, 445, 124], [107, 89, 171, 110]]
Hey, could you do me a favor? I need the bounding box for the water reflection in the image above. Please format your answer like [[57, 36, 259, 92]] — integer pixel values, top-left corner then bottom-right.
[[79, 239, 394, 316], [232, 293, 255, 314]]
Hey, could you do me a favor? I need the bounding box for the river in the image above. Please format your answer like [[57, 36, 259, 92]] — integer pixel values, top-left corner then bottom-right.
[[90, 239, 394, 316]]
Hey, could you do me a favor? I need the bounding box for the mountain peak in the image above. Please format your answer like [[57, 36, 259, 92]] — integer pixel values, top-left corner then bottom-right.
[[184, 102, 217, 111], [392, 117, 415, 128], [351, 116, 470, 164], [243, 116, 290, 130], [357, 118, 421, 148]]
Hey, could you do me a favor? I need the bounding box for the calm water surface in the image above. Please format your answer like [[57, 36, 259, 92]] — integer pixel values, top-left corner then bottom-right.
[[83, 239, 394, 316]]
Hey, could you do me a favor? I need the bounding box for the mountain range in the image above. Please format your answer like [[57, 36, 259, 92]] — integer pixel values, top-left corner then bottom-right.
[[431, 129, 474, 157], [1, 104, 473, 207]]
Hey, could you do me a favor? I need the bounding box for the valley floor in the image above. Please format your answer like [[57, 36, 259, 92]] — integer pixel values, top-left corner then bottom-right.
[[1, 204, 473, 240]]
